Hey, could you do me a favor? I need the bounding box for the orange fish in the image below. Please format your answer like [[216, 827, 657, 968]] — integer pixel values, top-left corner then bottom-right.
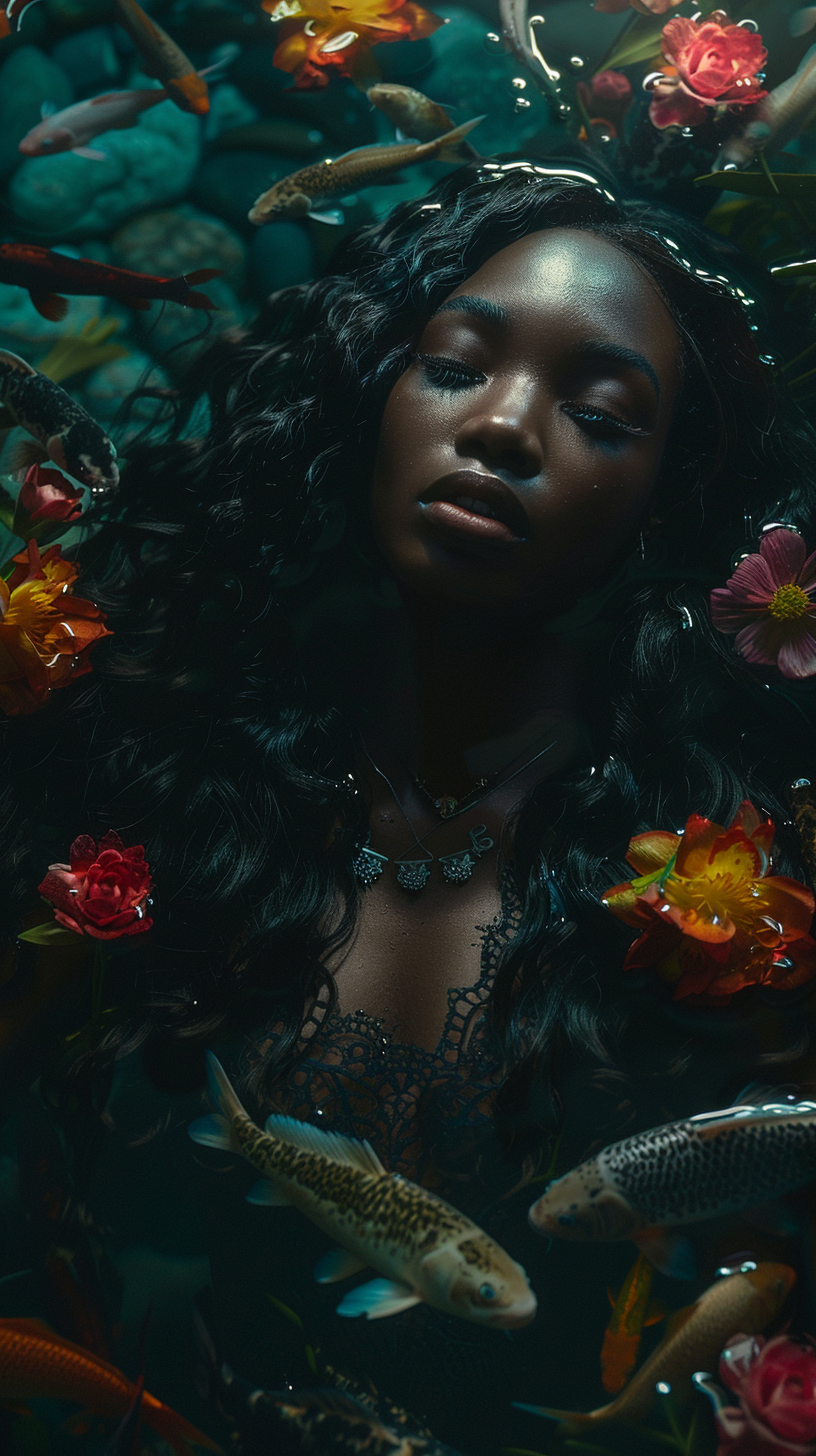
[[112, 0, 209, 115], [600, 1252, 665, 1394], [0, 1318, 221, 1455]]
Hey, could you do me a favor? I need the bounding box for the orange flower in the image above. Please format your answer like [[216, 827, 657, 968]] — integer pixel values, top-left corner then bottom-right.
[[0, 541, 111, 717], [265, 0, 442, 89], [603, 801, 816, 1002]]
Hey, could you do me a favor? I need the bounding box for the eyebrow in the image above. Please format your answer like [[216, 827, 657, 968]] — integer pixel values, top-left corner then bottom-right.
[[572, 339, 661, 403], [435, 295, 510, 328]]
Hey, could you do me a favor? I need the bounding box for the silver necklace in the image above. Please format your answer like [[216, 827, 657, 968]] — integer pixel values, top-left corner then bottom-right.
[[353, 737, 556, 892]]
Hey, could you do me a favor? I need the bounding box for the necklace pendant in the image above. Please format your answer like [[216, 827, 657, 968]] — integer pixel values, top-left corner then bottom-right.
[[438, 851, 475, 885], [395, 859, 432, 891], [352, 840, 389, 888]]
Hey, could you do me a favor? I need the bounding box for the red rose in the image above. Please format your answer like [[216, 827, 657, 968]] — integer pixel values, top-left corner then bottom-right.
[[38, 832, 153, 940], [716, 1334, 816, 1455], [14, 463, 83, 535], [650, 15, 768, 131]]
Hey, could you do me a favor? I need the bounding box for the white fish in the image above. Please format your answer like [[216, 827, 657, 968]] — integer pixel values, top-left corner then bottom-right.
[[722, 44, 816, 166], [189, 1053, 537, 1328]]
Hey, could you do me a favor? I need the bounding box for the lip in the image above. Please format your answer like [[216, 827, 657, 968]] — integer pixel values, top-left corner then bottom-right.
[[419, 470, 529, 545], [489, 1296, 538, 1329]]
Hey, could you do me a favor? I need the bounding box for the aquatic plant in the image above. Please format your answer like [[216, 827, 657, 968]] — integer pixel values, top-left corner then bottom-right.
[[36, 316, 129, 389]]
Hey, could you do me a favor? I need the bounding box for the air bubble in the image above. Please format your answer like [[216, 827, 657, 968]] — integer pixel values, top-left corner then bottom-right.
[[558, 102, 572, 117], [514, 97, 531, 111], [484, 30, 502, 51], [656, 1382, 672, 1395], [643, 71, 665, 92], [723, 162, 738, 171], [570, 55, 585, 68], [738, 16, 759, 29], [512, 76, 527, 89], [529, 13, 544, 23], [681, 127, 694, 138]]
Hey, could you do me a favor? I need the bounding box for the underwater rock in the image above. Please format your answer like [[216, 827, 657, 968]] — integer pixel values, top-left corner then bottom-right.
[[190, 149, 302, 231], [82, 350, 170, 424], [44, 0, 112, 26], [249, 220, 317, 298], [112, 205, 247, 290], [203, 81, 259, 141], [0, 281, 109, 355], [132, 276, 245, 374], [0, 45, 73, 179], [7, 100, 200, 238], [50, 26, 122, 93]]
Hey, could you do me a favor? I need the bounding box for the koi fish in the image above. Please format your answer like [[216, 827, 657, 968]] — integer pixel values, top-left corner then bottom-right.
[[722, 45, 816, 165], [367, 85, 480, 162], [0, 1318, 220, 1454], [189, 1054, 536, 1327], [0, 245, 219, 322], [0, 351, 119, 495], [247, 118, 483, 225], [111, 0, 210, 115], [528, 1096, 816, 1276], [601, 1252, 665, 1394], [515, 1262, 795, 1432], [19, 64, 224, 159]]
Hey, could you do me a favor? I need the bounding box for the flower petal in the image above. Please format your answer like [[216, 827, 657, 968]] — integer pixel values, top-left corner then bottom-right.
[[625, 830, 681, 876], [776, 627, 816, 680], [759, 527, 807, 583]]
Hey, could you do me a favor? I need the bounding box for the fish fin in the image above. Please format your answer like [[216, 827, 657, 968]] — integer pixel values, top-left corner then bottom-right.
[[40, 101, 57, 119], [183, 268, 221, 285], [263, 1113, 387, 1177], [643, 1296, 667, 1327], [246, 1179, 291, 1206], [72, 146, 107, 161], [606, 1285, 616, 1308], [632, 1228, 696, 1281], [198, 58, 232, 81], [188, 1114, 237, 1152], [314, 1248, 369, 1284], [431, 115, 485, 158], [202, 1052, 249, 1142], [394, 127, 411, 142], [183, 290, 218, 311], [307, 209, 345, 225], [29, 291, 68, 322], [336, 1277, 420, 1320], [730, 1082, 801, 1106], [600, 1329, 638, 1395], [511, 1402, 596, 1433]]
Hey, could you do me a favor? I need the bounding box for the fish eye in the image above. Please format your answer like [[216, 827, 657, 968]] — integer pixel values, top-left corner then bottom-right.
[[478, 1283, 496, 1301], [558, 1214, 577, 1227]]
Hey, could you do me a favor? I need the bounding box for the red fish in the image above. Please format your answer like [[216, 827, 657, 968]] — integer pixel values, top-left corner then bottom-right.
[[600, 1252, 665, 1394], [0, 245, 219, 322], [0, 1318, 221, 1455], [112, 0, 210, 115]]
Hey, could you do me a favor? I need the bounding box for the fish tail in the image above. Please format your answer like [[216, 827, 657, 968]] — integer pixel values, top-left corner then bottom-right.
[[600, 1329, 638, 1394], [513, 1402, 598, 1433], [141, 1389, 222, 1453], [432, 116, 484, 159], [188, 1054, 246, 1154]]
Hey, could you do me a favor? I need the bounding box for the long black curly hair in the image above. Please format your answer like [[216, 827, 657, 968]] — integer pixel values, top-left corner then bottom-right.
[[3, 159, 816, 1130]]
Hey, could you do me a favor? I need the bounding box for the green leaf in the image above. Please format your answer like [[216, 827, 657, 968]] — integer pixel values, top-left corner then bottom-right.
[[18, 922, 82, 947], [266, 1293, 304, 1330], [695, 172, 816, 198], [597, 17, 664, 72], [304, 1343, 318, 1375], [771, 258, 816, 279]]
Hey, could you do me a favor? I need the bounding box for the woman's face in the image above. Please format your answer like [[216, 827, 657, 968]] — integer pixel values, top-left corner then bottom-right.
[[370, 227, 682, 613]]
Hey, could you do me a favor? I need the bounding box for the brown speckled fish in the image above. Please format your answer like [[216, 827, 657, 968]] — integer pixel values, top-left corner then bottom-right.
[[528, 1097, 816, 1276], [247, 118, 483, 225], [367, 85, 480, 162], [514, 1262, 795, 1432], [190, 1054, 536, 1327]]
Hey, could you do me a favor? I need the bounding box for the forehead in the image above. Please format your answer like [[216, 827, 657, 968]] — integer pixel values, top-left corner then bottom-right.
[[444, 227, 678, 360]]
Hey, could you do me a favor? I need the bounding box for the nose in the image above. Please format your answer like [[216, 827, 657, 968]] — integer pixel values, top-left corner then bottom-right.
[[455, 377, 544, 480]]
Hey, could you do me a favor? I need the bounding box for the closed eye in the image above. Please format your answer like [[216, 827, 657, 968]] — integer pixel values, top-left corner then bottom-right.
[[562, 400, 647, 442], [415, 353, 487, 391]]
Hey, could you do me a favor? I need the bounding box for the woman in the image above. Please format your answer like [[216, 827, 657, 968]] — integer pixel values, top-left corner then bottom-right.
[[2, 160, 816, 1454]]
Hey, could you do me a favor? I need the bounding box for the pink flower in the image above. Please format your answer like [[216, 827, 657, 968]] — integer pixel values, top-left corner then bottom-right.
[[649, 15, 768, 130], [710, 528, 816, 680], [716, 1334, 816, 1455], [577, 70, 634, 138], [13, 463, 83, 536], [38, 832, 153, 940]]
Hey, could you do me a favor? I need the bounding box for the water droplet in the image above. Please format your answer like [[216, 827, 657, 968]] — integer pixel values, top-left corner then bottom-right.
[[643, 71, 665, 92], [681, 127, 694, 138], [738, 16, 759, 30], [656, 1382, 672, 1396], [723, 162, 738, 171], [792, 777, 812, 789], [512, 76, 527, 89], [740, 1259, 758, 1272], [570, 55, 585, 68], [557, 102, 571, 117], [774, 957, 794, 970], [484, 30, 502, 51], [529, 13, 544, 23], [514, 97, 531, 111], [599, 131, 612, 142]]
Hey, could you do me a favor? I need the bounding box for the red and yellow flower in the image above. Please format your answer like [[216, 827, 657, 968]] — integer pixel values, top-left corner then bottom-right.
[[603, 801, 816, 1002], [265, 0, 443, 89], [0, 541, 110, 717]]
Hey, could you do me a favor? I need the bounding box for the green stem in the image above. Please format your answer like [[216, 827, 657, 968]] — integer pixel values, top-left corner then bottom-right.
[[787, 363, 816, 389], [593, 9, 637, 75], [758, 150, 780, 196]]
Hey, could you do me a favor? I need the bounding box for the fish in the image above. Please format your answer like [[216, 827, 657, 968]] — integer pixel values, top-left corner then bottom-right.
[[514, 1262, 795, 1432], [367, 85, 480, 162], [0, 244, 220, 321], [19, 64, 225, 160], [722, 45, 816, 166], [189, 1053, 536, 1327], [247, 117, 483, 225], [792, 7, 816, 38], [528, 1095, 816, 1276], [0, 1318, 221, 1454], [111, 0, 210, 115], [600, 1252, 665, 1395], [0, 351, 119, 495]]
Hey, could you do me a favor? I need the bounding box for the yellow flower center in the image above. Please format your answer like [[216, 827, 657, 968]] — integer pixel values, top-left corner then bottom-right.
[[768, 582, 811, 620]]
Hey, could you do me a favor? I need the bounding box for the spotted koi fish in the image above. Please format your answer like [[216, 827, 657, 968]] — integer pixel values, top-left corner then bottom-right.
[[601, 1252, 664, 1394], [247, 118, 483, 225], [190, 1054, 536, 1328], [515, 1262, 795, 1432], [528, 1097, 816, 1276], [0, 350, 118, 495]]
